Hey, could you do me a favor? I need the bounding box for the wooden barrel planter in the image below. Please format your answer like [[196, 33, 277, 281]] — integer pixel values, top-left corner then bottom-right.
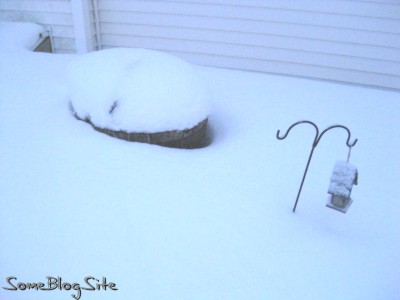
[[71, 104, 209, 149], [68, 49, 211, 149]]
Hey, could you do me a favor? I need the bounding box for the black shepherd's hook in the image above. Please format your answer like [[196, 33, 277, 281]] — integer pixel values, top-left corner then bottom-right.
[[276, 120, 358, 213]]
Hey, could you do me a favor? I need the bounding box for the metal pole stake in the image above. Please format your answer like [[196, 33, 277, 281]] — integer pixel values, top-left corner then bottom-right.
[[276, 120, 358, 213]]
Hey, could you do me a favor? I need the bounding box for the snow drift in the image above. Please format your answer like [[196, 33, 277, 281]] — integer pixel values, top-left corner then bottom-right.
[[0, 21, 46, 51]]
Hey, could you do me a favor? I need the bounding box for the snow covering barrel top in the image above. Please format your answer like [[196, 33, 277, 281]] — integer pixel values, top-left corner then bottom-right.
[[68, 48, 210, 134], [328, 160, 358, 198]]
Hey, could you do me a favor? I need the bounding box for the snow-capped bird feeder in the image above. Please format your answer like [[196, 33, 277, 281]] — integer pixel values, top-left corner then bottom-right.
[[276, 120, 358, 213], [326, 160, 358, 213]]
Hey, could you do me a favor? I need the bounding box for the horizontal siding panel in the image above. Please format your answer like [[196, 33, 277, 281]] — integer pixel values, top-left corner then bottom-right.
[[101, 34, 400, 76], [101, 22, 400, 62], [0, 11, 73, 26], [2, 0, 398, 89], [0, 0, 101, 53], [98, 0, 400, 89], [0, 0, 78, 53], [192, 53, 400, 91], [101, 6, 400, 33], [98, 0, 400, 20], [99, 11, 400, 48], [159, 0, 400, 19], [51, 25, 75, 39], [102, 46, 400, 90], [0, 0, 71, 14], [52, 36, 75, 51]]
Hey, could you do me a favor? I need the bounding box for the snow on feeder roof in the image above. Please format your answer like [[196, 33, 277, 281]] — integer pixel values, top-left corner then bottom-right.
[[326, 160, 358, 213], [0, 21, 51, 52], [68, 48, 210, 148]]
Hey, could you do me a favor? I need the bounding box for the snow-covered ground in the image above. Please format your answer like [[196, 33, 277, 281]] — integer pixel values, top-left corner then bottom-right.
[[1, 27, 400, 300]]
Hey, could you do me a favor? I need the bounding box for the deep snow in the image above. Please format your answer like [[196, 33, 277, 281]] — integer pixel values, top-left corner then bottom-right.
[[1, 27, 400, 300], [0, 21, 45, 51], [68, 48, 210, 132]]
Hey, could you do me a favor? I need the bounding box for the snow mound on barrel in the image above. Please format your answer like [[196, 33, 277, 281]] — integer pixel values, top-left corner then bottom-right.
[[68, 48, 210, 133]]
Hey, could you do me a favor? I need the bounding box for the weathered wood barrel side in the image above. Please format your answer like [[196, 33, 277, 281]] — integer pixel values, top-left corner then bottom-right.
[[71, 105, 209, 149]]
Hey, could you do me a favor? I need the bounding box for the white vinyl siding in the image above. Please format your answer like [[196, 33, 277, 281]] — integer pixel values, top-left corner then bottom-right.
[[0, 0, 98, 53], [97, 0, 400, 90], [0, 0, 74, 53], [0, 0, 399, 90]]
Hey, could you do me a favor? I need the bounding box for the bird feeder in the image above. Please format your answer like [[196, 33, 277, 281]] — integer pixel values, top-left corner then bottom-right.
[[326, 160, 358, 213], [276, 120, 358, 213]]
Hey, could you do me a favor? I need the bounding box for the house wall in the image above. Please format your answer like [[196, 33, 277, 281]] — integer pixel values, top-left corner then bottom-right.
[[96, 0, 400, 90], [0, 0, 399, 90], [0, 0, 98, 53]]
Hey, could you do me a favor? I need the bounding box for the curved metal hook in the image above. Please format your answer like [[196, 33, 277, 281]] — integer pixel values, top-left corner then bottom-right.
[[276, 120, 358, 212], [315, 125, 358, 148], [276, 120, 319, 144]]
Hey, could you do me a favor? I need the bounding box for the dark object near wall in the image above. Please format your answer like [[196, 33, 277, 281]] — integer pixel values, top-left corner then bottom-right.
[[70, 104, 209, 149], [33, 31, 52, 53]]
